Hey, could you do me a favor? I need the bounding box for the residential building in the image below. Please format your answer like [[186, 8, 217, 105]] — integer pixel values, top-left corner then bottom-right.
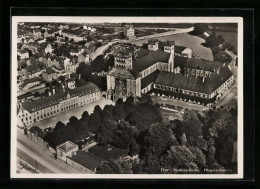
[[77, 52, 90, 64], [17, 82, 102, 126], [33, 29, 42, 40], [67, 77, 76, 89], [64, 57, 79, 72], [18, 50, 29, 59], [45, 44, 54, 54], [20, 78, 41, 91], [42, 67, 58, 82]]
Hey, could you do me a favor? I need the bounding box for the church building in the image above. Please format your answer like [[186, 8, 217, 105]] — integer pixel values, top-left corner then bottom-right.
[[106, 41, 233, 106]]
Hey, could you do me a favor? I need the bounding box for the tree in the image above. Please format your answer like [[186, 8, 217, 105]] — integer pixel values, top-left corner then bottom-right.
[[55, 121, 66, 131], [81, 111, 90, 122], [144, 123, 178, 157], [112, 121, 136, 149], [180, 110, 203, 137], [188, 146, 207, 170], [161, 145, 198, 173], [98, 120, 117, 145], [96, 161, 123, 174], [112, 105, 126, 122], [88, 113, 102, 133], [93, 105, 103, 117], [115, 98, 124, 106]]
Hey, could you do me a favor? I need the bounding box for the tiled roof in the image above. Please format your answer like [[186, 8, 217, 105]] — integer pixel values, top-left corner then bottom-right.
[[57, 141, 78, 152], [154, 65, 233, 94], [174, 45, 187, 54], [46, 67, 56, 74], [133, 50, 170, 72], [174, 56, 223, 72], [21, 82, 100, 113], [68, 151, 103, 172], [71, 49, 80, 53], [141, 70, 160, 89], [21, 77, 40, 88]]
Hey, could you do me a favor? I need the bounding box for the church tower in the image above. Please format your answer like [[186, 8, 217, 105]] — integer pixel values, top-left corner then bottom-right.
[[166, 41, 175, 73]]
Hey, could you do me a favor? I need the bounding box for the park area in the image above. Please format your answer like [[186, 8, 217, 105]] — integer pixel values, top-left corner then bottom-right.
[[88, 144, 129, 161]]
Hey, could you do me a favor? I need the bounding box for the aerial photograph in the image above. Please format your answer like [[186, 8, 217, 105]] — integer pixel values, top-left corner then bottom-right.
[[13, 18, 239, 177]]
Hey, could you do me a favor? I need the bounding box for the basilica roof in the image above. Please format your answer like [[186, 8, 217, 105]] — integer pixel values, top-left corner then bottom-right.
[[154, 65, 233, 94]]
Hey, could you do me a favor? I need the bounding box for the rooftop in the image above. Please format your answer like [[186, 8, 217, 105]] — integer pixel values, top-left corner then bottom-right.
[[141, 70, 160, 89], [57, 141, 78, 152], [21, 77, 40, 88], [68, 151, 103, 172], [133, 50, 170, 72], [22, 82, 100, 113], [154, 65, 233, 94], [174, 56, 223, 71]]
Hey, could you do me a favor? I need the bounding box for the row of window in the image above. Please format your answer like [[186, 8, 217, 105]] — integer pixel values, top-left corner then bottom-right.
[[154, 84, 208, 98]]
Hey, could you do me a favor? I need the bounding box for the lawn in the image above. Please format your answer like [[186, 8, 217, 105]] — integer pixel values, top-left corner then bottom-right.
[[88, 144, 129, 161]]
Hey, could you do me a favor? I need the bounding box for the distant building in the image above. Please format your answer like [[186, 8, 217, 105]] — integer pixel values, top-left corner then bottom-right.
[[45, 44, 54, 54], [20, 77, 41, 91], [42, 67, 58, 82], [21, 63, 45, 79], [67, 77, 76, 89], [18, 50, 29, 60], [124, 24, 135, 39], [56, 141, 79, 163], [148, 39, 159, 51], [32, 29, 42, 40], [17, 82, 102, 126], [64, 57, 79, 72], [77, 52, 90, 64]]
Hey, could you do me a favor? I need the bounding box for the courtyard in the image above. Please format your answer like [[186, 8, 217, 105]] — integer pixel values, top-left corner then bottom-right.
[[25, 98, 114, 130]]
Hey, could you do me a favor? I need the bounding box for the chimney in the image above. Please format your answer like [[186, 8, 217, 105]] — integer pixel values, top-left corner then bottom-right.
[[202, 77, 205, 82], [53, 88, 55, 95], [79, 74, 81, 80], [48, 91, 51, 96]]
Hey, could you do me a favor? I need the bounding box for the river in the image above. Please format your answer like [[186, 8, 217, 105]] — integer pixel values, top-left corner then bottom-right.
[[130, 33, 213, 61]]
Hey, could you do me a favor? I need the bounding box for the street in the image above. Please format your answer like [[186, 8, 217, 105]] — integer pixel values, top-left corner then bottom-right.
[[17, 131, 80, 174]]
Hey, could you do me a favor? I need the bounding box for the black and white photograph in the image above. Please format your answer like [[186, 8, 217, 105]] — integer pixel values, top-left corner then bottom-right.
[[11, 16, 243, 179]]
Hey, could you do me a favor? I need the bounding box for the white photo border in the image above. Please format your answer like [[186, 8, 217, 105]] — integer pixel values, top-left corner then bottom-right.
[[11, 16, 243, 179]]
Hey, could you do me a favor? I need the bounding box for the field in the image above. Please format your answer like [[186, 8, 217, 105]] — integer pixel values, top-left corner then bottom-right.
[[208, 30, 238, 49], [88, 144, 129, 161]]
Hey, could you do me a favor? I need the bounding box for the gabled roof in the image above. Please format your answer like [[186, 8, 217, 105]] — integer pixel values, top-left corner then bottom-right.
[[174, 56, 223, 71], [46, 67, 56, 74], [21, 77, 40, 88], [154, 65, 233, 94], [70, 49, 80, 53], [174, 45, 187, 54], [141, 70, 160, 89], [21, 82, 100, 113], [68, 151, 103, 172], [133, 50, 170, 72]]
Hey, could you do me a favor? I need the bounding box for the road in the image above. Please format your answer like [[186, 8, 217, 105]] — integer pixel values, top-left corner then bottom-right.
[[17, 131, 80, 174]]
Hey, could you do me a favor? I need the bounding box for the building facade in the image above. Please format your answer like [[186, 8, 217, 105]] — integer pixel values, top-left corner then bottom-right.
[[17, 82, 102, 126], [106, 40, 233, 106]]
